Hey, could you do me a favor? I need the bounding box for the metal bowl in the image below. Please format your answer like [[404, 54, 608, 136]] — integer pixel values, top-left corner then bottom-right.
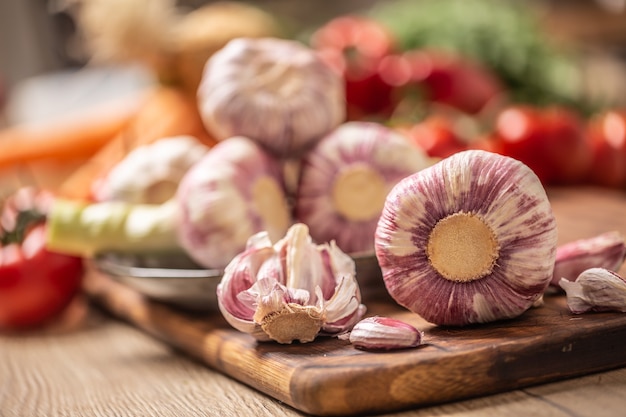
[[94, 250, 388, 312]]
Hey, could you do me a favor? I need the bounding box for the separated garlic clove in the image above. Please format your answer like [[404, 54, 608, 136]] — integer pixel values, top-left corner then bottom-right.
[[551, 231, 626, 287], [348, 316, 423, 351], [217, 223, 366, 344], [295, 121, 431, 254], [92, 135, 210, 204], [559, 268, 626, 314], [375, 150, 558, 326], [197, 37, 345, 157], [176, 136, 291, 269]]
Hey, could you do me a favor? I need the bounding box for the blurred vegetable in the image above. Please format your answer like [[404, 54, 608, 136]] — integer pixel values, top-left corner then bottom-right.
[[399, 114, 469, 159], [46, 198, 180, 257], [311, 15, 398, 119], [370, 0, 588, 112], [586, 109, 626, 188], [92, 135, 210, 204], [490, 105, 591, 184], [0, 188, 83, 330], [78, 0, 282, 93], [400, 49, 505, 115], [58, 87, 216, 201]]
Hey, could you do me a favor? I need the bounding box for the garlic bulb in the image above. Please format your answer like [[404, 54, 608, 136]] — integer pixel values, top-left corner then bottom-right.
[[348, 316, 423, 351], [375, 150, 558, 326], [217, 223, 366, 344], [197, 37, 345, 157], [295, 121, 431, 254], [176, 136, 291, 269], [552, 231, 626, 287], [560, 268, 626, 314], [92, 135, 210, 204]]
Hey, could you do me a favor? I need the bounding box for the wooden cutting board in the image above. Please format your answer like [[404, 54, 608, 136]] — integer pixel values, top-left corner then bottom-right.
[[84, 187, 626, 416]]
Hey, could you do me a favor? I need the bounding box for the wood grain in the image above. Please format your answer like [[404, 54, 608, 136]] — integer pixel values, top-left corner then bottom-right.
[[83, 187, 626, 416]]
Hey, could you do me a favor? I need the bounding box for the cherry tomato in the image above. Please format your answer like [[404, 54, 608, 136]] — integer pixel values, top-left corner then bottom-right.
[[0, 189, 84, 330], [492, 105, 590, 184], [311, 15, 398, 119], [403, 49, 504, 115], [586, 109, 626, 188], [405, 115, 468, 159]]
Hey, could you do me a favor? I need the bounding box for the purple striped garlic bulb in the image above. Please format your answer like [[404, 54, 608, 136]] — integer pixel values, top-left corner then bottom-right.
[[295, 121, 431, 254], [197, 37, 345, 157], [375, 150, 558, 326], [217, 223, 366, 344], [176, 136, 291, 269]]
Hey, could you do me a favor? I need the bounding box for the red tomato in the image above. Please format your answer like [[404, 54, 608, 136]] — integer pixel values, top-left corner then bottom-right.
[[403, 49, 504, 115], [311, 16, 398, 119], [406, 115, 468, 159], [586, 110, 626, 188], [492, 105, 591, 184], [0, 189, 84, 329]]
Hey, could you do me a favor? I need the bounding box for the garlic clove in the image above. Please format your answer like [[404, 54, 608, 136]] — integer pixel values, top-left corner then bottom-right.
[[176, 136, 291, 269], [348, 316, 423, 351], [295, 121, 431, 254], [375, 149, 558, 326], [559, 268, 626, 314], [197, 37, 345, 157], [217, 223, 366, 344], [551, 231, 626, 287]]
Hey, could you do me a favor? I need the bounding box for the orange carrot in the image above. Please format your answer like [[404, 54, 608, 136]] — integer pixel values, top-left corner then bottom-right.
[[0, 97, 141, 169], [57, 86, 217, 201]]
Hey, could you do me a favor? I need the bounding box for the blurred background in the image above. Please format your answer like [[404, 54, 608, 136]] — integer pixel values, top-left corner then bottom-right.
[[2, 0, 626, 89], [0, 0, 626, 124]]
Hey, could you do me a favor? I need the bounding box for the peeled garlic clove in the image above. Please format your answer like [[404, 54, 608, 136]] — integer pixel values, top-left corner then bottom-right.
[[551, 231, 626, 287], [375, 149, 558, 326], [92, 135, 210, 204], [217, 223, 366, 344], [348, 316, 423, 351], [176, 136, 291, 269], [559, 268, 626, 314], [197, 37, 345, 157], [295, 121, 431, 254]]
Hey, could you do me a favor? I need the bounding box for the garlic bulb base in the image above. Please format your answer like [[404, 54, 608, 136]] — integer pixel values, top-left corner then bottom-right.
[[427, 212, 499, 282], [260, 304, 323, 344]]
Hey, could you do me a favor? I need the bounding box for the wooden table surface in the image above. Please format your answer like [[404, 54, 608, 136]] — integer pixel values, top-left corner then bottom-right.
[[2, 186, 626, 417]]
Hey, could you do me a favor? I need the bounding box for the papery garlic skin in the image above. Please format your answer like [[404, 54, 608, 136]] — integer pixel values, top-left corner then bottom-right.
[[92, 136, 210, 204], [176, 136, 291, 269], [375, 150, 558, 326], [551, 231, 626, 287], [197, 37, 345, 157], [295, 122, 431, 254], [560, 268, 626, 314], [348, 316, 423, 351], [217, 223, 366, 344]]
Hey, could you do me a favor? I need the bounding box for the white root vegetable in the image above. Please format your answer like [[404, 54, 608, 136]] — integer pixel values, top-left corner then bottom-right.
[[375, 150, 558, 326], [295, 121, 431, 254], [176, 136, 291, 269], [92, 135, 210, 204], [197, 37, 345, 157]]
